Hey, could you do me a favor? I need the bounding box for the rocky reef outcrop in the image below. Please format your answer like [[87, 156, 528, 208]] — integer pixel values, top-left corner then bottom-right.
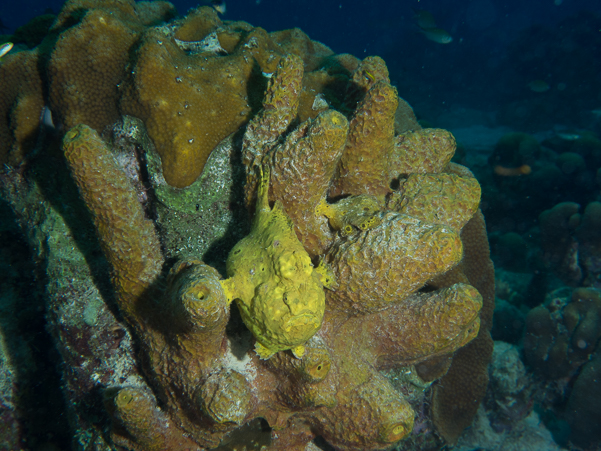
[[0, 1, 494, 449]]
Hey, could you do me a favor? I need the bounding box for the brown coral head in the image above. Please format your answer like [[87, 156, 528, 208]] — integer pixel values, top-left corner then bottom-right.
[[445, 285, 483, 348], [318, 374, 415, 448], [266, 335, 332, 383], [429, 226, 464, 269], [445, 284, 482, 323], [165, 259, 230, 332], [389, 128, 456, 178], [197, 369, 254, 425], [326, 213, 464, 313]]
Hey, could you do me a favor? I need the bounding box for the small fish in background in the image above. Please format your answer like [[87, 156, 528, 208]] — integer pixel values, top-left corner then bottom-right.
[[494, 164, 532, 177], [412, 8, 453, 44], [591, 109, 601, 118], [28, 105, 61, 160], [208, 0, 226, 14], [40, 106, 57, 131], [0, 42, 13, 59], [555, 131, 581, 141], [528, 80, 550, 93], [419, 27, 453, 44], [412, 9, 438, 29]]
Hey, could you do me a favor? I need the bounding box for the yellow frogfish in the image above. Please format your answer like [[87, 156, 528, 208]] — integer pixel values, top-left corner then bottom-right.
[[221, 166, 327, 359]]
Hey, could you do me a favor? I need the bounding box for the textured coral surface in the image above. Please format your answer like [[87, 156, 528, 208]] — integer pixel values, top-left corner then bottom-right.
[[0, 2, 495, 450]]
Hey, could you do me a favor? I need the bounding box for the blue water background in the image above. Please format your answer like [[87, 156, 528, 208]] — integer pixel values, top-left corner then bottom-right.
[[4, 0, 601, 123]]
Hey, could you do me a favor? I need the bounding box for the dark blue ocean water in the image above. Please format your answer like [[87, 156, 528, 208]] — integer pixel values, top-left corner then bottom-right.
[[4, 0, 601, 54], [3, 0, 601, 123]]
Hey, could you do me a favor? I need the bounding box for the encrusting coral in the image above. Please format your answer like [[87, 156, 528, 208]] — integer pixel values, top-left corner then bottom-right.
[[47, 0, 176, 132], [121, 8, 258, 188], [0, 2, 495, 449]]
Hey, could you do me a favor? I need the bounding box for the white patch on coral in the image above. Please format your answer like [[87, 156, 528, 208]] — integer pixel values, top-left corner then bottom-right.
[[312, 94, 329, 111], [222, 337, 257, 382], [175, 32, 227, 55]]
